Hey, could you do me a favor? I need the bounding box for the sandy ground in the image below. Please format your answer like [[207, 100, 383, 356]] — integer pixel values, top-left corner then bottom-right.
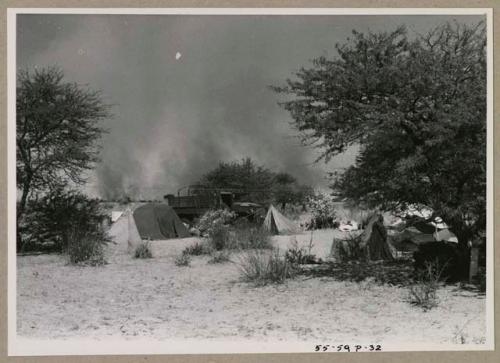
[[17, 232, 486, 345]]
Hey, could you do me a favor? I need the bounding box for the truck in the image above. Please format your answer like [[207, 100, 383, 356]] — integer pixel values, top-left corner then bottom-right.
[[164, 185, 267, 221]]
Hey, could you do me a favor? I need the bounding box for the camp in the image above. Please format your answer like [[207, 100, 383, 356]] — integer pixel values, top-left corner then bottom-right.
[[108, 203, 190, 252], [262, 205, 298, 235]]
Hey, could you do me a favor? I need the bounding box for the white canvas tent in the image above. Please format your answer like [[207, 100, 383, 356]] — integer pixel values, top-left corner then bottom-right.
[[263, 205, 298, 235], [107, 208, 142, 253]]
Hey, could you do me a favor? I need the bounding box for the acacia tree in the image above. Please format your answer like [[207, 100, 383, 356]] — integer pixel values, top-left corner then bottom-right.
[[17, 67, 109, 244], [273, 22, 486, 250]]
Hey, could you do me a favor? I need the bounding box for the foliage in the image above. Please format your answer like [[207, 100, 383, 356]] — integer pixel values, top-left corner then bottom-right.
[[237, 249, 295, 286], [408, 260, 444, 311], [182, 241, 212, 256], [16, 67, 110, 247], [331, 233, 365, 262], [134, 241, 153, 259], [273, 22, 487, 250], [336, 207, 378, 229], [232, 225, 272, 250], [306, 191, 338, 229], [196, 209, 236, 237], [197, 158, 312, 208], [175, 253, 191, 267], [66, 227, 107, 266], [208, 250, 231, 264], [413, 242, 466, 282], [21, 187, 109, 252], [285, 235, 321, 265]]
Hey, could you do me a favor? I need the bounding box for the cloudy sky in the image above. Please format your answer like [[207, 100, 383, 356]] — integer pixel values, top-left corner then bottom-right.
[[17, 13, 482, 199]]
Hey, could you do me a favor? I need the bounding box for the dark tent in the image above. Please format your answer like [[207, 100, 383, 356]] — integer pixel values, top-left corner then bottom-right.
[[359, 214, 394, 261], [133, 203, 190, 240]]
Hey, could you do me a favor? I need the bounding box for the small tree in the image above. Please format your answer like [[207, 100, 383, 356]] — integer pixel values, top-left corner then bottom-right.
[[17, 67, 110, 247], [22, 187, 109, 251]]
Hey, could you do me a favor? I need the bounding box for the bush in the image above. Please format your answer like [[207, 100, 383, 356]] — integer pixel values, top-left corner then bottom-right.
[[408, 260, 444, 311], [196, 209, 236, 237], [331, 233, 364, 262], [232, 226, 272, 250], [208, 250, 231, 264], [196, 209, 236, 250], [413, 242, 467, 282], [134, 241, 153, 259], [175, 253, 191, 267], [237, 249, 294, 286], [21, 187, 108, 252], [306, 192, 337, 229], [67, 228, 107, 266], [182, 241, 211, 256], [285, 235, 321, 265]]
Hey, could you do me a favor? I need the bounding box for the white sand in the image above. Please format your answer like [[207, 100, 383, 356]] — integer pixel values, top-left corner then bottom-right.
[[17, 233, 486, 345]]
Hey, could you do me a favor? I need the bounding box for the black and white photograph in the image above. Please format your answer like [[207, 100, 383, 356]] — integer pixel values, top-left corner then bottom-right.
[[7, 8, 494, 355]]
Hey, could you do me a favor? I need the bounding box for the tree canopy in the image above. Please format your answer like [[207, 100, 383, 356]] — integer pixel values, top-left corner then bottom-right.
[[197, 158, 312, 208], [17, 67, 110, 246], [273, 22, 487, 244]]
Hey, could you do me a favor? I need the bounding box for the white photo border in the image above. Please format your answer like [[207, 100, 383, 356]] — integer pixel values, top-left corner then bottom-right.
[[7, 7, 495, 356]]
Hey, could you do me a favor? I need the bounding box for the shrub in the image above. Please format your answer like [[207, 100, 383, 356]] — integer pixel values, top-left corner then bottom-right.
[[182, 241, 211, 256], [21, 187, 108, 252], [413, 242, 466, 282], [233, 226, 272, 250], [196, 209, 236, 250], [331, 233, 364, 262], [285, 235, 320, 265], [305, 191, 337, 229], [237, 249, 294, 286], [208, 250, 231, 264], [134, 241, 153, 259], [407, 260, 444, 311], [67, 228, 107, 266], [196, 209, 236, 237], [175, 253, 191, 267]]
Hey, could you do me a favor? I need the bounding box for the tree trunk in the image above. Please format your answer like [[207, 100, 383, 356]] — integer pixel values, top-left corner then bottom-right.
[[16, 177, 32, 251]]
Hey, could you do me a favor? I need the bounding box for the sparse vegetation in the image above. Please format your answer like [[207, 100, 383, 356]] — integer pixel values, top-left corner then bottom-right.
[[285, 235, 321, 265], [182, 241, 211, 256], [175, 253, 191, 267], [208, 250, 231, 264], [134, 241, 153, 259], [408, 260, 445, 311], [66, 228, 107, 266], [232, 226, 272, 250], [305, 191, 338, 229], [237, 249, 294, 286]]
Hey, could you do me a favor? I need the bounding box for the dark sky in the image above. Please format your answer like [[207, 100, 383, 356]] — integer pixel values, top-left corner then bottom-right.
[[17, 14, 483, 199]]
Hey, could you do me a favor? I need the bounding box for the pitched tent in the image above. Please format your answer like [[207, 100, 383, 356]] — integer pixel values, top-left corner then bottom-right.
[[133, 203, 190, 240], [108, 208, 142, 253], [263, 205, 298, 235]]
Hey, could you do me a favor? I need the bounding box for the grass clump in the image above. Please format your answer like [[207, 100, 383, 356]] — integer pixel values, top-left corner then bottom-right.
[[232, 226, 272, 250], [408, 260, 444, 311], [237, 249, 294, 286], [208, 250, 231, 264], [67, 229, 107, 266], [182, 241, 211, 256], [134, 241, 153, 259], [175, 253, 191, 267]]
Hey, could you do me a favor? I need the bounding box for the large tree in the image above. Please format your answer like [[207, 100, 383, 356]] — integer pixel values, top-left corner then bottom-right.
[[17, 67, 110, 243], [273, 22, 487, 248]]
